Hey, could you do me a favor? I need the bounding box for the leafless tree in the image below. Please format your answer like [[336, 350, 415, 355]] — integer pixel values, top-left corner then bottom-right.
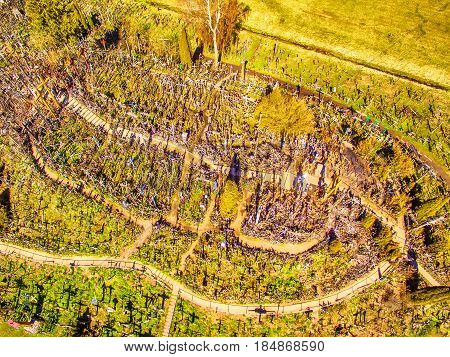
[[184, 0, 248, 69]]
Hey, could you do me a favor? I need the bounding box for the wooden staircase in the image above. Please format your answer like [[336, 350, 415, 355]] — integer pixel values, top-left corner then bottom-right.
[[162, 287, 179, 337]]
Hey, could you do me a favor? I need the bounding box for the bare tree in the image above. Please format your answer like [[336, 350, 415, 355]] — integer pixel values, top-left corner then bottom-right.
[[206, 0, 221, 68], [184, 0, 248, 69]]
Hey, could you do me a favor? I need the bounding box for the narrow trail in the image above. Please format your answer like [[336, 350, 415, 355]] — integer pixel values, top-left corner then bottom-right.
[[30, 108, 442, 286], [179, 192, 217, 272], [391, 214, 441, 287], [29, 137, 319, 260], [198, 192, 217, 233], [30, 144, 147, 228], [0, 242, 393, 315], [230, 188, 252, 236], [340, 177, 441, 287], [37, 95, 443, 285], [418, 265, 441, 287], [162, 286, 179, 337], [120, 220, 156, 260], [178, 235, 201, 273], [230, 188, 321, 254], [57, 95, 327, 255]]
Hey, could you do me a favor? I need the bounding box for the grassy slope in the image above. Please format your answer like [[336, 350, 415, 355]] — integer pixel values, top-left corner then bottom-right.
[[162, 0, 449, 87], [242, 0, 449, 87], [155, 0, 450, 171]]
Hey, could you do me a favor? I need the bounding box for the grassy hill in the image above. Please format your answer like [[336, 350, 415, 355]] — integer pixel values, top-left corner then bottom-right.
[[161, 0, 449, 88], [155, 0, 450, 171], [240, 0, 449, 88]]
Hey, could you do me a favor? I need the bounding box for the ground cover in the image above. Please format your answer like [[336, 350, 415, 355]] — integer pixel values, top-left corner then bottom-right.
[[180, 229, 390, 304], [0, 140, 140, 257], [0, 256, 169, 336]]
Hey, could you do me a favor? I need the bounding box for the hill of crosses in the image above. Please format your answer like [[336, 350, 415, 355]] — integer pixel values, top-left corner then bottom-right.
[[0, 0, 448, 337]]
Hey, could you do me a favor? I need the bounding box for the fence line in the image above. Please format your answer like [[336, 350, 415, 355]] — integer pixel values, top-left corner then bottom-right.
[[0, 242, 391, 316]]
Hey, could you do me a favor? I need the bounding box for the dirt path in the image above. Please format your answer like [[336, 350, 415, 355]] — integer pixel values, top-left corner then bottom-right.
[[392, 214, 441, 287], [230, 188, 252, 236], [230, 188, 321, 254], [417, 265, 441, 287], [0, 242, 393, 316], [30, 144, 147, 228], [120, 219, 156, 260], [30, 125, 442, 286], [162, 286, 179, 337]]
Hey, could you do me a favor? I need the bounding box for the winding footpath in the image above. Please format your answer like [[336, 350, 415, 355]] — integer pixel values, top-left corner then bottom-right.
[[28, 137, 326, 264], [55, 94, 329, 255], [230, 189, 321, 254], [0, 242, 392, 316], [146, 1, 450, 186], [31, 137, 443, 288], [61, 94, 323, 190], [56, 93, 442, 285]]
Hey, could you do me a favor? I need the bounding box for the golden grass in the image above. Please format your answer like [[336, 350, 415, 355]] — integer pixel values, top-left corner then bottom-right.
[[161, 0, 449, 88]]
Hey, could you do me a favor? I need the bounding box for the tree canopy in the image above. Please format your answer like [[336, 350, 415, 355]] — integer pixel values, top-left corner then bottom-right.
[[25, 0, 89, 49], [179, 26, 193, 67], [252, 87, 315, 138], [183, 0, 249, 67], [219, 179, 240, 220]]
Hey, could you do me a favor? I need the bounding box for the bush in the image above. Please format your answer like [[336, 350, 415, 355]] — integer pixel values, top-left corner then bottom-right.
[[329, 240, 343, 255], [415, 197, 449, 222], [252, 88, 315, 138], [360, 214, 377, 230], [374, 226, 399, 259], [25, 0, 89, 49], [219, 180, 241, 220], [179, 27, 192, 67]]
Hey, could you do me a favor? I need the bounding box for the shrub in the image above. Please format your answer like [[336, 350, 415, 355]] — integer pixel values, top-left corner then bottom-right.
[[25, 0, 89, 49], [329, 240, 343, 255], [252, 87, 315, 139], [179, 27, 192, 67], [374, 227, 399, 259], [219, 180, 241, 220]]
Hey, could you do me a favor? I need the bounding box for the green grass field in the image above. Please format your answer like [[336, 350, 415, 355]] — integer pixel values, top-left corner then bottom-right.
[[154, 0, 450, 170], [162, 0, 449, 88], [241, 0, 449, 87]]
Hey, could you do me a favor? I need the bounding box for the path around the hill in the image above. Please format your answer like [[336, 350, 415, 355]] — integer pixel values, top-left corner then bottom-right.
[[0, 242, 392, 316], [40, 94, 443, 286]]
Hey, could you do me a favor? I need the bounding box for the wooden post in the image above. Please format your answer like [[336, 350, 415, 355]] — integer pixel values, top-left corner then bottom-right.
[[240, 60, 248, 82]]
